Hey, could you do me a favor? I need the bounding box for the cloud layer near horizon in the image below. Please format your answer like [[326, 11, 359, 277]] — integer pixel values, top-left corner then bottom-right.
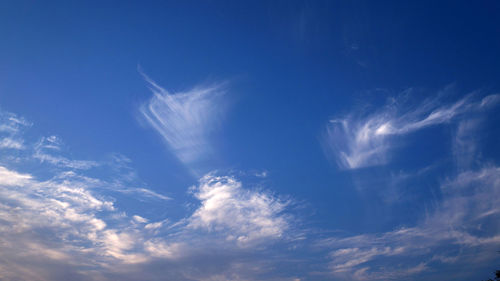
[[0, 108, 295, 281], [319, 166, 500, 280]]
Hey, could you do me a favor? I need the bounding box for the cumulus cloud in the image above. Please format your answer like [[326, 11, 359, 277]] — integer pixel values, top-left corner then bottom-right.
[[139, 72, 227, 168], [324, 89, 499, 169]]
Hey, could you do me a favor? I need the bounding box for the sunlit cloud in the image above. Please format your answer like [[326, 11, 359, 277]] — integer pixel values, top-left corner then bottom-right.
[[188, 173, 290, 247], [324, 89, 499, 169], [0, 110, 30, 150], [139, 72, 227, 169], [33, 136, 99, 170], [318, 165, 500, 280], [315, 88, 500, 280], [0, 108, 297, 281]]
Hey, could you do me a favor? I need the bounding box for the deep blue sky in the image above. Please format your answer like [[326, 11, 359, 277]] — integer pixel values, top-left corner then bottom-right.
[[1, 1, 500, 280]]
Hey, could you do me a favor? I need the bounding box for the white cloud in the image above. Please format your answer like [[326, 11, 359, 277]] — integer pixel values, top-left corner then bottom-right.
[[0, 137, 24, 149], [116, 187, 171, 201], [0, 166, 32, 186], [0, 164, 296, 280], [319, 89, 500, 279], [188, 173, 290, 247], [144, 239, 183, 259], [0, 123, 295, 281], [144, 219, 168, 230], [0, 111, 30, 133], [139, 72, 227, 167], [324, 90, 499, 169], [0, 105, 302, 281], [133, 215, 148, 223], [0, 110, 30, 150], [33, 136, 99, 170], [320, 165, 500, 280]]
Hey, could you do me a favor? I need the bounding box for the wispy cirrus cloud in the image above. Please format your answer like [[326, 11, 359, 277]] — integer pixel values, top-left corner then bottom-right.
[[139, 72, 227, 169], [324, 88, 500, 169], [317, 166, 500, 280], [33, 136, 99, 170], [0, 110, 30, 150], [317, 89, 500, 280]]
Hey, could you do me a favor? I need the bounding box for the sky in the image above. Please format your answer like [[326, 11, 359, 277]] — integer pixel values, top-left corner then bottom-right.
[[1, 1, 500, 280]]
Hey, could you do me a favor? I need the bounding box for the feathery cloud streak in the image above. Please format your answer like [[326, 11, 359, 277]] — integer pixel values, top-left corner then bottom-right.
[[140, 73, 226, 167], [318, 89, 500, 280], [325, 90, 499, 169], [0, 110, 30, 149], [320, 166, 500, 280]]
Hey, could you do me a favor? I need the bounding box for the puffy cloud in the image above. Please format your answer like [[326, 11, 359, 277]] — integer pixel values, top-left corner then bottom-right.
[[188, 173, 290, 247]]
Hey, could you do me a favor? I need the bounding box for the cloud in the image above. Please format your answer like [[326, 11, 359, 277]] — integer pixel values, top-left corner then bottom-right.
[[0, 166, 116, 280], [318, 88, 500, 280], [0, 137, 24, 149], [33, 136, 99, 170], [0, 108, 298, 280], [115, 187, 172, 201], [318, 165, 500, 280], [0, 166, 32, 186], [139, 72, 227, 168], [453, 119, 481, 170], [324, 89, 499, 169], [188, 173, 290, 247], [0, 165, 295, 280], [0, 110, 30, 150]]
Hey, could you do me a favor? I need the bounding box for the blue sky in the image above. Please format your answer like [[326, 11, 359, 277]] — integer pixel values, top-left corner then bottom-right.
[[1, 1, 500, 280]]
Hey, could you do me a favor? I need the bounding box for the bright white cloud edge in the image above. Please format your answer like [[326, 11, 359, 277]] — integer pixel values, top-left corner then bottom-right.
[[325, 88, 499, 169]]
